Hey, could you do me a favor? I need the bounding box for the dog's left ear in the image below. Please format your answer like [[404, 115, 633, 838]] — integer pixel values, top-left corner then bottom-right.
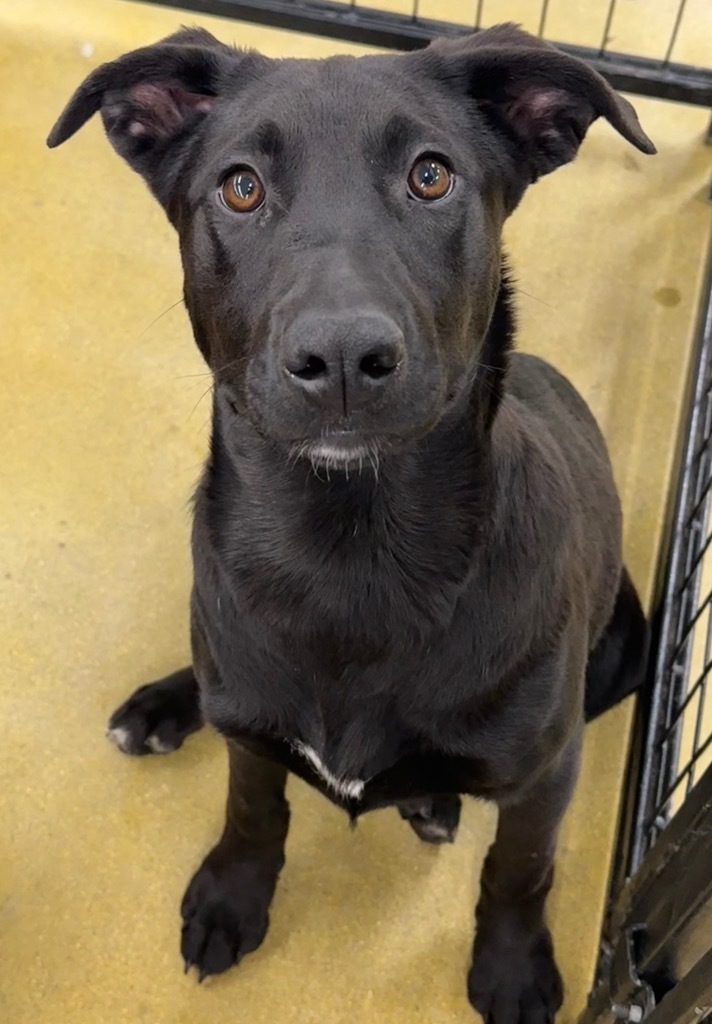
[[424, 23, 655, 192], [47, 28, 262, 215]]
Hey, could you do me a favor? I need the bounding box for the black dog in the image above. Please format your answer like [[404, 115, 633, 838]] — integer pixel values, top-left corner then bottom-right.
[[49, 23, 654, 1022]]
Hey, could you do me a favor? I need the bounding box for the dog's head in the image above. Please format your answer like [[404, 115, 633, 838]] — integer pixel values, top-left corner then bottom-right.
[[49, 24, 653, 469]]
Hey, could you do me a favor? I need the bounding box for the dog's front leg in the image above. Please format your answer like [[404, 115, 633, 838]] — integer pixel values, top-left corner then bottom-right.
[[181, 739, 290, 981], [468, 734, 581, 1024]]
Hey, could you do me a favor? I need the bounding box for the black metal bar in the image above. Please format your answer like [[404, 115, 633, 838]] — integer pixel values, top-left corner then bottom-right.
[[701, 380, 712, 439], [132, 0, 712, 106], [579, 762, 712, 1024], [691, 447, 712, 507], [683, 470, 712, 529], [684, 428, 712, 483], [538, 0, 549, 40], [652, 730, 712, 815], [688, 574, 712, 793], [669, 589, 711, 669], [643, 946, 712, 1024], [638, 767, 712, 980], [475, 0, 484, 31], [676, 525, 712, 594], [663, 0, 689, 67], [688, 674, 708, 790], [658, 662, 709, 747], [599, 0, 618, 57]]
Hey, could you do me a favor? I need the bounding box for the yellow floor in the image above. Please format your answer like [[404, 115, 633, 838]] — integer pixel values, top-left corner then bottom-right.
[[1, 2, 711, 1022]]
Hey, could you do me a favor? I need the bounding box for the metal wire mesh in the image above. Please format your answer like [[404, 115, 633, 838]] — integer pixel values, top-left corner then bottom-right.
[[357, 0, 692, 63], [309, 0, 702, 64], [144, 0, 712, 104], [629, 240, 712, 870]]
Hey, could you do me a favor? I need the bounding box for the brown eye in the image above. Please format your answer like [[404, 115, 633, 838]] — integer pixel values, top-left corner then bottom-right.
[[220, 167, 265, 213], [407, 157, 453, 201]]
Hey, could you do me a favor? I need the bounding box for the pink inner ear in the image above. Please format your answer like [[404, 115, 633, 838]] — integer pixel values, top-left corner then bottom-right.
[[503, 85, 572, 139], [524, 87, 567, 117], [126, 82, 214, 140]]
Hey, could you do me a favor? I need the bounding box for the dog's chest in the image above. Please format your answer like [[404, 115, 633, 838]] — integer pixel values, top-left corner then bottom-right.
[[195, 576, 523, 805], [287, 689, 414, 798], [202, 638, 522, 808], [291, 741, 367, 800], [202, 648, 428, 798]]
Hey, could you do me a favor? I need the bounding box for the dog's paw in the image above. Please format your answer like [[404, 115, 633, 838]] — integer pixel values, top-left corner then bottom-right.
[[398, 793, 462, 844], [106, 670, 202, 756], [181, 856, 276, 981], [468, 925, 563, 1024]]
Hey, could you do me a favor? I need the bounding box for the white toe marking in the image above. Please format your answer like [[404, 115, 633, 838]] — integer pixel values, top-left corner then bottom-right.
[[420, 820, 452, 840], [106, 725, 133, 753], [146, 734, 175, 754], [293, 742, 365, 801]]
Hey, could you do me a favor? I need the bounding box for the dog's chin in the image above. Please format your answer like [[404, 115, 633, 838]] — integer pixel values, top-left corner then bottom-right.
[[294, 433, 385, 474]]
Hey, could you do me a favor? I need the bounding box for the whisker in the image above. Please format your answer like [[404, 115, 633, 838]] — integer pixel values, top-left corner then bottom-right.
[[473, 360, 504, 373], [513, 287, 554, 310], [187, 381, 214, 422], [367, 444, 380, 483], [139, 297, 185, 337]]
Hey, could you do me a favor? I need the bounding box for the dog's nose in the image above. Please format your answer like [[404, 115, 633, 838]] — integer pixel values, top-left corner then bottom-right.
[[281, 313, 404, 413]]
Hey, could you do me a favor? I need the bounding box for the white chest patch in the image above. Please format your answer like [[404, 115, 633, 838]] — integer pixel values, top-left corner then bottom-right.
[[293, 741, 366, 801]]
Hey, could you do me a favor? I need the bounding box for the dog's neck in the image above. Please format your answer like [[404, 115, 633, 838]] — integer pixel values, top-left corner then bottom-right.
[[198, 282, 514, 659]]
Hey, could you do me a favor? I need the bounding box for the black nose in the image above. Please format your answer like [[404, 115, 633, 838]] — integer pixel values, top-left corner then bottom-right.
[[281, 313, 404, 413]]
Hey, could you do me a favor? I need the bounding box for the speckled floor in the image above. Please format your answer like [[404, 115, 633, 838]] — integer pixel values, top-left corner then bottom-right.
[[1, 2, 711, 1022]]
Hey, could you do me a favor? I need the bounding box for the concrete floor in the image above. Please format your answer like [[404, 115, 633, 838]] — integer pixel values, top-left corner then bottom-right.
[[1, 1, 711, 1022]]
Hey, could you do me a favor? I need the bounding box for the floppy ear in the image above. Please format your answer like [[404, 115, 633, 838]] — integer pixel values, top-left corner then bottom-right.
[[47, 28, 260, 214], [426, 23, 655, 192]]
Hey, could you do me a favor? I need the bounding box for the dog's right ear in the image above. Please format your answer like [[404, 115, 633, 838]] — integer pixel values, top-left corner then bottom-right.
[[47, 28, 261, 214], [421, 24, 654, 209]]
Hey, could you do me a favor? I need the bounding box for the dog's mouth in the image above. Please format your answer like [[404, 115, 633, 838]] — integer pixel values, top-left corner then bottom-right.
[[293, 432, 384, 474]]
